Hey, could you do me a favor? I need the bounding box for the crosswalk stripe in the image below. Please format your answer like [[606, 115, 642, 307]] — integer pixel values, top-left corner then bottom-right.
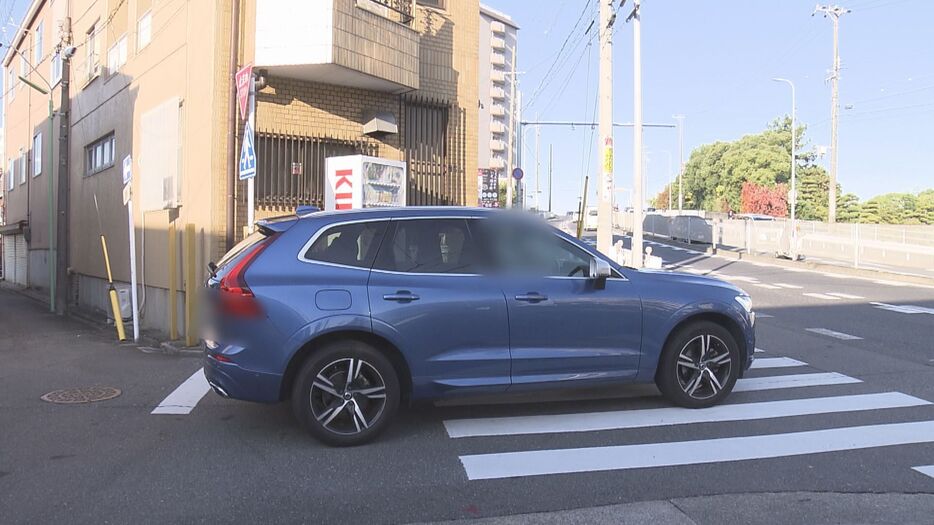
[[913, 465, 934, 479], [806, 328, 863, 340], [826, 292, 865, 299], [870, 302, 934, 315], [444, 392, 928, 439], [151, 368, 211, 415], [459, 420, 934, 480], [803, 293, 841, 300], [754, 283, 781, 289], [773, 283, 803, 289], [720, 275, 759, 283], [733, 372, 860, 392], [750, 357, 807, 369]]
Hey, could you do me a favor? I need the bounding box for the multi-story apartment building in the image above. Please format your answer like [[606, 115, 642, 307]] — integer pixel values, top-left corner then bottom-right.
[[477, 4, 517, 193], [2, 0, 479, 337]]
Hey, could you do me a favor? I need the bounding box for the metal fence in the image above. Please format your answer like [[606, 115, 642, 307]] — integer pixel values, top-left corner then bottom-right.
[[403, 96, 467, 206], [620, 212, 934, 273], [254, 132, 379, 210]]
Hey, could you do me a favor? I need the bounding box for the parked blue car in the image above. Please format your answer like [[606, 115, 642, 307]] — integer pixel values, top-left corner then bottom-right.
[[203, 207, 755, 446]]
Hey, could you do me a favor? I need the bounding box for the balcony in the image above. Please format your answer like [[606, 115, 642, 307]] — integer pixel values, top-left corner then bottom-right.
[[490, 120, 507, 134], [491, 69, 505, 83], [490, 21, 506, 34], [490, 104, 506, 117], [489, 156, 506, 169], [490, 51, 506, 66], [255, 0, 419, 93], [491, 36, 506, 50], [490, 86, 506, 100], [490, 139, 506, 152]]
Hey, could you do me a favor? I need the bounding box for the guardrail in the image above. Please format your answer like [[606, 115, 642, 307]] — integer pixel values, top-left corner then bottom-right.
[[618, 212, 934, 272]]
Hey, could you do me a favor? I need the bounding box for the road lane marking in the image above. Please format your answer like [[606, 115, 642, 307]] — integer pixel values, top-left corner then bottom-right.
[[754, 347, 765, 353], [806, 328, 863, 340], [460, 420, 934, 480], [750, 357, 807, 369], [773, 283, 803, 289], [444, 392, 927, 439], [152, 368, 211, 415], [755, 313, 775, 318], [874, 280, 908, 287], [913, 465, 934, 480], [803, 293, 842, 300], [826, 292, 865, 300], [719, 275, 759, 283], [754, 283, 781, 290], [870, 302, 934, 315], [733, 372, 861, 392]]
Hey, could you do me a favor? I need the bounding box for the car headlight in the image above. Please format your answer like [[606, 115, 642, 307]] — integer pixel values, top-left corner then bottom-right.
[[735, 294, 753, 313]]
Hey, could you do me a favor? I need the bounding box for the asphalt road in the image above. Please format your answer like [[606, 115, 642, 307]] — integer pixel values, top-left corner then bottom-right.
[[2, 236, 934, 524]]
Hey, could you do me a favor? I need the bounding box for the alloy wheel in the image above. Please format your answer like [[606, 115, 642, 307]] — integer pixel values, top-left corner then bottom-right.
[[310, 358, 387, 435], [675, 334, 733, 400]]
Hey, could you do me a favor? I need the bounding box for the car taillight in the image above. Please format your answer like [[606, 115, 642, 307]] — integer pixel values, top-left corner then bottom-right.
[[218, 235, 275, 317]]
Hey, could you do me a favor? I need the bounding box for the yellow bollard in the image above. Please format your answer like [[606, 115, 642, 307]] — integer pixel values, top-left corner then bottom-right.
[[100, 236, 126, 341]]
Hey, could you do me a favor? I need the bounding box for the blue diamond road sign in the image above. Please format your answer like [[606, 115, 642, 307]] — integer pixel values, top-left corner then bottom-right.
[[239, 120, 257, 180]]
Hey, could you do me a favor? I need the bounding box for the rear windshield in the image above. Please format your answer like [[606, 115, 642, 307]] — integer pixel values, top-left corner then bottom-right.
[[217, 231, 267, 270]]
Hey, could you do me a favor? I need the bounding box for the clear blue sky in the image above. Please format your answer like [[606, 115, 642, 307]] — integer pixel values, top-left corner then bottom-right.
[[489, 0, 934, 213]]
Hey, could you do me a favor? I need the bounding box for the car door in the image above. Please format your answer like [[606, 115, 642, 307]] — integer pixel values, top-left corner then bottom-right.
[[479, 220, 642, 388], [367, 217, 511, 398]]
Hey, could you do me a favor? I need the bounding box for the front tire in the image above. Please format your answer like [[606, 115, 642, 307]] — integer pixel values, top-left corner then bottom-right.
[[291, 340, 400, 446], [656, 321, 740, 408]]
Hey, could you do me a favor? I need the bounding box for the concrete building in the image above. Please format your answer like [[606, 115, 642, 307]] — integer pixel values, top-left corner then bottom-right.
[[477, 3, 517, 197], [2, 0, 479, 338]]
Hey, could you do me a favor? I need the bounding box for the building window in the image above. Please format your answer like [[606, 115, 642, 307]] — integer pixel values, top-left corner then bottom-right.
[[416, 0, 445, 9], [85, 133, 115, 176], [34, 22, 43, 64], [51, 52, 62, 84], [32, 133, 42, 176], [86, 24, 101, 81], [19, 55, 26, 77], [107, 35, 128, 73], [137, 10, 152, 51], [19, 149, 26, 184], [7, 160, 13, 190]]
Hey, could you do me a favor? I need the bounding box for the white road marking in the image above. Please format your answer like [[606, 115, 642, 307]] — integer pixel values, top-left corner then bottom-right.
[[874, 280, 908, 287], [756, 313, 775, 318], [913, 465, 934, 479], [750, 357, 807, 369], [754, 283, 782, 290], [754, 347, 765, 353], [803, 292, 842, 301], [806, 328, 863, 340], [459, 420, 934, 480], [783, 267, 809, 273], [444, 392, 927, 439], [826, 292, 865, 300], [733, 372, 860, 392], [870, 302, 934, 315], [773, 283, 803, 289], [152, 368, 212, 415], [720, 275, 759, 283]]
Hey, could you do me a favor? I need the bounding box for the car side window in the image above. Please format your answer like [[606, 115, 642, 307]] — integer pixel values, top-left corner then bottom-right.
[[303, 221, 388, 268], [373, 219, 481, 274], [480, 221, 593, 277]]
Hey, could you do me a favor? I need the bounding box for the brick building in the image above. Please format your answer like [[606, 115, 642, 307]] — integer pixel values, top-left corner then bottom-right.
[[2, 0, 480, 337]]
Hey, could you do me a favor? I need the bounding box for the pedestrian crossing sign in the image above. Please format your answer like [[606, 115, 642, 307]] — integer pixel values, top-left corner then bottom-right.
[[239, 120, 256, 180]]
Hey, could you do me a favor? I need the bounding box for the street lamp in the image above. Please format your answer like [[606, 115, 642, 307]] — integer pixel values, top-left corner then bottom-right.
[[772, 77, 797, 260], [10, 45, 56, 313]]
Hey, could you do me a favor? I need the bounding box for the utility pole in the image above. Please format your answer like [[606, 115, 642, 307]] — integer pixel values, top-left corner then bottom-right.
[[505, 44, 519, 209], [673, 114, 685, 212], [535, 123, 540, 211], [814, 4, 849, 223], [548, 144, 553, 213], [56, 28, 73, 316], [596, 0, 615, 256], [773, 78, 797, 260], [630, 0, 644, 268]]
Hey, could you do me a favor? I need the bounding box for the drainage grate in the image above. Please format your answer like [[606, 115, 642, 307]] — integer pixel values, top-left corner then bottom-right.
[[41, 387, 122, 404]]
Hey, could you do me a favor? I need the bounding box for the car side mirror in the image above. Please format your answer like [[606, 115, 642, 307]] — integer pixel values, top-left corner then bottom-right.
[[590, 258, 611, 289]]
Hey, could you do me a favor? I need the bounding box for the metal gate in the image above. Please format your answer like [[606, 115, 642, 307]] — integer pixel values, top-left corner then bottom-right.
[[2, 234, 27, 286], [403, 96, 467, 206], [253, 132, 378, 210]]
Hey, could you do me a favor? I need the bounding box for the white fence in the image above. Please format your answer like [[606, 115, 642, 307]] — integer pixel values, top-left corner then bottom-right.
[[618, 212, 934, 272]]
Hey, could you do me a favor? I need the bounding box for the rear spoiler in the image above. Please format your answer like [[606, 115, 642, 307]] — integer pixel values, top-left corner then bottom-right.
[[254, 205, 321, 236]]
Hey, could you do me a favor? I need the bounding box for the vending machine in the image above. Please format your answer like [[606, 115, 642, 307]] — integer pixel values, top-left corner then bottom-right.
[[324, 155, 407, 211]]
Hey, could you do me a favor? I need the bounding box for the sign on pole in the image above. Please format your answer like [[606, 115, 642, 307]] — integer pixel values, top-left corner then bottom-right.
[[235, 64, 253, 121], [512, 167, 524, 181], [238, 119, 256, 180]]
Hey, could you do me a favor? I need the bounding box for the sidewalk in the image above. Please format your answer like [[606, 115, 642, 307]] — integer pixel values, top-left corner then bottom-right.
[[419, 492, 934, 525]]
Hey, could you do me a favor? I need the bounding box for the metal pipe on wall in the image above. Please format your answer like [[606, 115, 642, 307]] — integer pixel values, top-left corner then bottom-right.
[[225, 0, 241, 251]]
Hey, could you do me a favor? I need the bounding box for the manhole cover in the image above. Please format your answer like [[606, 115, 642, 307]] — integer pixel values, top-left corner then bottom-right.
[[41, 387, 122, 404]]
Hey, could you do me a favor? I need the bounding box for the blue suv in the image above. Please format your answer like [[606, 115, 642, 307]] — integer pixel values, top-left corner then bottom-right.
[[203, 207, 755, 446]]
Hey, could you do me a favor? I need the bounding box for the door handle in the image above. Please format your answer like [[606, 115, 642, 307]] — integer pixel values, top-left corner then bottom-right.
[[383, 291, 420, 302], [515, 293, 548, 303]]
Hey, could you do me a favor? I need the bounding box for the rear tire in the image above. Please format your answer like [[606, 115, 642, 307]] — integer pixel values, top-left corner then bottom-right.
[[291, 340, 400, 446], [656, 321, 740, 409]]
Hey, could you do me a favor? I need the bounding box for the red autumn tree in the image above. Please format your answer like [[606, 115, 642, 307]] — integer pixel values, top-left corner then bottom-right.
[[740, 182, 788, 217]]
